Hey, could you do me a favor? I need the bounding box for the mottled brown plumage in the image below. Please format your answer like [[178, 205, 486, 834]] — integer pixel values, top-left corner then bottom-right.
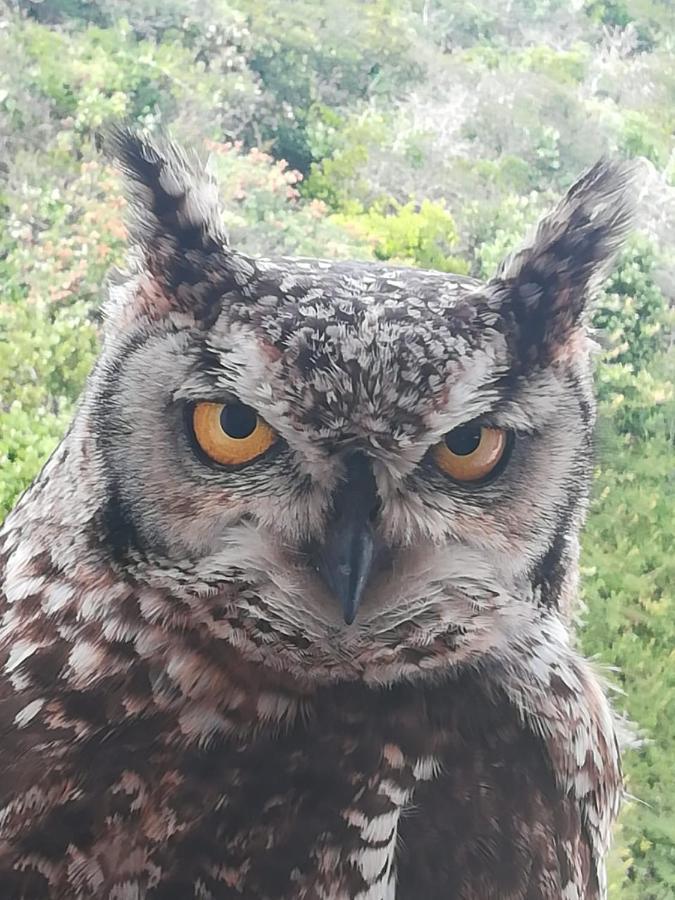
[[0, 130, 634, 898]]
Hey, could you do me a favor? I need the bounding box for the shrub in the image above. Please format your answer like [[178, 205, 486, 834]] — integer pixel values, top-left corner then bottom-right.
[[593, 236, 674, 437], [206, 140, 373, 259], [228, 0, 423, 172], [582, 422, 675, 899], [333, 198, 469, 273]]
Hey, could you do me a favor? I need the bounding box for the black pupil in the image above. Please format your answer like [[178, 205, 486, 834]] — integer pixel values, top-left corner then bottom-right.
[[220, 404, 258, 439], [445, 426, 482, 456]]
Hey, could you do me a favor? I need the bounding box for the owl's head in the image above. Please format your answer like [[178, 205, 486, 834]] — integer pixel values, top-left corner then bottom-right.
[[84, 131, 634, 685]]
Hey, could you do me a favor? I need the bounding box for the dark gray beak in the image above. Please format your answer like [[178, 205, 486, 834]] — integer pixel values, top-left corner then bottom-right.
[[313, 454, 379, 625]]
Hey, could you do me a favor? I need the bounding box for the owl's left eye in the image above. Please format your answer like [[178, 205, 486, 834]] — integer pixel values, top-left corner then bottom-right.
[[432, 425, 509, 483], [191, 402, 278, 466]]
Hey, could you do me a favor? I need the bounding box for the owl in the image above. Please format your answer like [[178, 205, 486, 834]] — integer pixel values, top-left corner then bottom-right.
[[0, 128, 635, 900]]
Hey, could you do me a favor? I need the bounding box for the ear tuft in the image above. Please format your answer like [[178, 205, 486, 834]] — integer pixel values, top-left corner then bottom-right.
[[104, 125, 228, 255], [103, 126, 237, 325], [489, 158, 639, 367]]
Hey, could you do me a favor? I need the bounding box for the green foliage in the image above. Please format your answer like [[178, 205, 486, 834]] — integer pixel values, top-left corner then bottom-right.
[[0, 151, 120, 516], [581, 423, 674, 899], [585, 0, 633, 28], [0, 300, 97, 517], [618, 110, 673, 167], [0, 157, 126, 306], [18, 20, 170, 128], [420, 0, 575, 49], [593, 238, 669, 372], [581, 236, 674, 900], [463, 43, 590, 85], [0, 0, 673, 895], [206, 140, 372, 259], [516, 44, 590, 85], [228, 0, 423, 172], [333, 199, 469, 274], [584, 0, 675, 46], [463, 192, 544, 278], [593, 237, 674, 438], [303, 112, 392, 208]]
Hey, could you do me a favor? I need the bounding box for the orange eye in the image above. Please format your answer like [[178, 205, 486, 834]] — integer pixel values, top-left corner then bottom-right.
[[432, 425, 508, 483], [192, 402, 277, 466]]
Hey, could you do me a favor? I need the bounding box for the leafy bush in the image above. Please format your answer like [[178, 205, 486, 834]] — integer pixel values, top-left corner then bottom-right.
[[582, 421, 674, 899], [593, 237, 674, 438], [206, 140, 372, 259], [227, 0, 423, 172], [594, 237, 670, 372], [618, 109, 673, 167], [303, 111, 392, 208], [0, 300, 97, 517], [333, 198, 469, 273]]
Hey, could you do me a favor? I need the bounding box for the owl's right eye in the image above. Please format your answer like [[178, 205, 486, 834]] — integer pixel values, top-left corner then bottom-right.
[[191, 402, 278, 466], [432, 425, 509, 483]]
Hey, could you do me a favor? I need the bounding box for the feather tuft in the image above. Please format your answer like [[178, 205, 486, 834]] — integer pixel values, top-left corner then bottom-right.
[[102, 126, 238, 325], [487, 158, 639, 368]]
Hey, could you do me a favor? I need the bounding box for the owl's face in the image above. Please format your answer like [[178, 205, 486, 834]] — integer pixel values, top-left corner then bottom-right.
[[83, 133, 633, 685]]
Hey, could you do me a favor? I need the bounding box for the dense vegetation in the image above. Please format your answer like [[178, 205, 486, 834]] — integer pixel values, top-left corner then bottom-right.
[[0, 0, 673, 895]]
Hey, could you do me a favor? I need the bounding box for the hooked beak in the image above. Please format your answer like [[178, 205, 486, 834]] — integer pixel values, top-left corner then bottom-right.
[[313, 454, 379, 625]]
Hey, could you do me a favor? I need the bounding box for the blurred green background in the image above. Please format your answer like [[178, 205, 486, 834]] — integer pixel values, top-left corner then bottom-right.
[[0, 1, 673, 895]]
